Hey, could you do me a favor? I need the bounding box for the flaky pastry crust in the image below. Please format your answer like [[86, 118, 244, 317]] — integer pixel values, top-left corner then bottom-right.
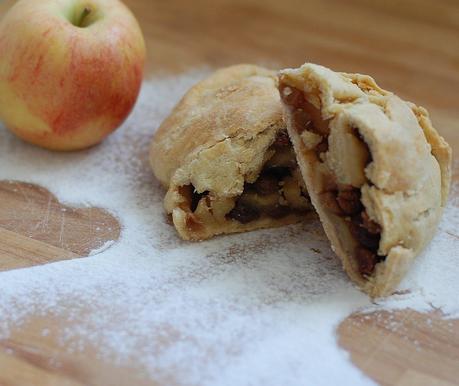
[[279, 63, 452, 297], [151, 65, 312, 240]]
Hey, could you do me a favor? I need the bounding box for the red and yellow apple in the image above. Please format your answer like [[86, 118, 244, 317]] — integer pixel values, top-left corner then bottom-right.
[[0, 0, 146, 151]]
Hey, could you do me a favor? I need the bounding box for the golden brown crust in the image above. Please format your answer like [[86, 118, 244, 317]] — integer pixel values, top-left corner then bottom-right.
[[279, 63, 452, 297], [150, 65, 311, 240], [151, 65, 285, 189]]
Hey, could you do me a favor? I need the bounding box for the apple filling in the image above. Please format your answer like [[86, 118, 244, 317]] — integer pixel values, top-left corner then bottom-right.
[[280, 85, 385, 277], [179, 131, 311, 229]]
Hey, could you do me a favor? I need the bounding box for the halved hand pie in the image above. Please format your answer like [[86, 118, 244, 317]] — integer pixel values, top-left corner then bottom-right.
[[279, 63, 452, 297], [150, 65, 313, 240]]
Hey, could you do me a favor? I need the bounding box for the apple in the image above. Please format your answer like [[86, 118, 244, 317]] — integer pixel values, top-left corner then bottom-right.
[[0, 0, 146, 151]]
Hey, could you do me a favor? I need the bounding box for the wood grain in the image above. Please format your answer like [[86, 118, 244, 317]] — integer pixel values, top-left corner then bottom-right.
[[0, 0, 458, 385], [0, 313, 154, 386], [0, 227, 78, 271], [339, 310, 459, 386], [0, 181, 121, 271]]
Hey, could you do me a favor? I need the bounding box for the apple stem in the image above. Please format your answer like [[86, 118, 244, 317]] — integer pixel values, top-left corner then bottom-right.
[[76, 7, 92, 27]]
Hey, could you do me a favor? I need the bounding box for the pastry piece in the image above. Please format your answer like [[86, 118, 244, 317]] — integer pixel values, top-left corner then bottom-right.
[[279, 63, 452, 297], [150, 65, 313, 240]]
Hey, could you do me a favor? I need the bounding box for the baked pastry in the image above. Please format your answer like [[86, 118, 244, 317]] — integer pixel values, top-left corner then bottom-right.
[[279, 63, 452, 297], [150, 65, 313, 240]]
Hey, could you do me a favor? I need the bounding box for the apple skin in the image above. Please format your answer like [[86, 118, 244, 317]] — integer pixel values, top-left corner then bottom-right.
[[0, 0, 146, 151]]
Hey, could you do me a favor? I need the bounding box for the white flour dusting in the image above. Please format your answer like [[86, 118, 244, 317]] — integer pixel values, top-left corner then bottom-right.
[[88, 239, 116, 257], [0, 70, 458, 386]]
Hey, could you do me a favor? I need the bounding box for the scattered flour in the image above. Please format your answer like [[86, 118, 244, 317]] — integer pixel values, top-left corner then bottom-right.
[[88, 239, 117, 257], [0, 70, 458, 386]]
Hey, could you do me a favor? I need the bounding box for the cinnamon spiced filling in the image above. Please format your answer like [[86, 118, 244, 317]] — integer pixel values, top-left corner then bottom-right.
[[281, 84, 386, 277], [227, 132, 310, 223], [182, 131, 311, 226], [323, 188, 384, 276]]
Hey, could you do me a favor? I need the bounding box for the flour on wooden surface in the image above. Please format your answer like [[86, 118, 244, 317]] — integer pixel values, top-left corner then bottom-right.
[[0, 71, 457, 386]]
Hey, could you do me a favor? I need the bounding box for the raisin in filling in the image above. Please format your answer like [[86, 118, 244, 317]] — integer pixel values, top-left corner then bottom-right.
[[227, 167, 292, 224], [227, 132, 310, 223], [321, 188, 384, 276], [280, 84, 386, 277], [180, 131, 310, 227]]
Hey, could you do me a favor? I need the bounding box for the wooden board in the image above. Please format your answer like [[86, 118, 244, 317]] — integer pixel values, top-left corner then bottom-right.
[[0, 0, 458, 385], [0, 181, 121, 271], [338, 310, 459, 386]]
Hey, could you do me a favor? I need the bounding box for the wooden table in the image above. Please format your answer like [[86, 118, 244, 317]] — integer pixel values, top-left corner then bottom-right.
[[0, 0, 458, 385]]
